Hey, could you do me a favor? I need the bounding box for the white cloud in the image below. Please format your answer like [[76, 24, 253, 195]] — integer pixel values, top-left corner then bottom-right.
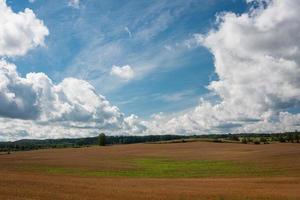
[[3, 0, 300, 140], [110, 65, 135, 80], [0, 60, 123, 124], [68, 0, 80, 8], [158, 90, 196, 102], [124, 114, 147, 134], [200, 0, 300, 117], [135, 11, 171, 40], [0, 60, 147, 140], [0, 60, 122, 124], [28, 0, 35, 3], [124, 26, 132, 37], [0, 0, 49, 57], [0, 0, 147, 140], [0, 60, 40, 119], [0, 0, 149, 140], [164, 45, 173, 51], [146, 0, 300, 134]]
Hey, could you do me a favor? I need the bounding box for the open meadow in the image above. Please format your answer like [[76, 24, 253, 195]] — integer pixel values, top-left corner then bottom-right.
[[0, 142, 299, 200]]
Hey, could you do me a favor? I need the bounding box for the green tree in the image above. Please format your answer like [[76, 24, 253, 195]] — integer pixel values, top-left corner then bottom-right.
[[287, 133, 294, 143], [241, 137, 247, 144], [229, 134, 240, 141], [6, 145, 11, 154], [247, 137, 253, 143], [98, 133, 106, 146], [279, 135, 286, 143], [295, 134, 300, 143], [254, 138, 260, 145], [260, 137, 268, 144]]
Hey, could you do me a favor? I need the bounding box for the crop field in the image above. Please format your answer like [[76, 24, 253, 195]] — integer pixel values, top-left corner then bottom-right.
[[0, 142, 299, 200]]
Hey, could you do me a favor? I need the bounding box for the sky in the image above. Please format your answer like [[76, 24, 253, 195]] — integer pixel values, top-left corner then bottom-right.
[[1, 0, 300, 141]]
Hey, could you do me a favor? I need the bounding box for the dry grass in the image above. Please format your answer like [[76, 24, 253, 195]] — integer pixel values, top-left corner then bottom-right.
[[0, 142, 299, 199]]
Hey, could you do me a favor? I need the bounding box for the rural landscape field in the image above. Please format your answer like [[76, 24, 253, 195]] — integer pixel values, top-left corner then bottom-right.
[[1, 141, 300, 200], [1, 0, 300, 199]]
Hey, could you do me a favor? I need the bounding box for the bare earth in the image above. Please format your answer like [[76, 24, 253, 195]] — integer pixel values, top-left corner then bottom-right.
[[0, 142, 299, 200]]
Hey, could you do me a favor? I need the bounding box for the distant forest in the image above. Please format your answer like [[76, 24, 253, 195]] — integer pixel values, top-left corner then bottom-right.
[[0, 132, 300, 152]]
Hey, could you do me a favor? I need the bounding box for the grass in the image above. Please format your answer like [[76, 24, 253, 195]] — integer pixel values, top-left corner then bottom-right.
[[23, 158, 284, 178]]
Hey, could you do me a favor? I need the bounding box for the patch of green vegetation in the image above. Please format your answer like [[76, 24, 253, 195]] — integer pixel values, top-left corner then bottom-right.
[[129, 159, 247, 177], [22, 158, 286, 178], [134, 159, 287, 177]]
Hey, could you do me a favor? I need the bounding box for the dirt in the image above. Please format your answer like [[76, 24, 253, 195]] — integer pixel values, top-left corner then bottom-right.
[[0, 142, 299, 200]]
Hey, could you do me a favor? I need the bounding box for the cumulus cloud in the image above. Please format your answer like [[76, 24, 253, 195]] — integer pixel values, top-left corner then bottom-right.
[[110, 65, 135, 80], [0, 0, 49, 57], [199, 0, 300, 122], [3, 0, 300, 140], [0, 60, 123, 124], [0, 60, 146, 140], [147, 0, 300, 134], [68, 0, 80, 8], [124, 114, 147, 134], [0, 0, 148, 141], [202, 0, 300, 115], [0, 60, 39, 119]]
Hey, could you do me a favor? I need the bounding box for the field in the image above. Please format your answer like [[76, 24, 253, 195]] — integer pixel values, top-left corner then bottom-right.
[[0, 142, 299, 200]]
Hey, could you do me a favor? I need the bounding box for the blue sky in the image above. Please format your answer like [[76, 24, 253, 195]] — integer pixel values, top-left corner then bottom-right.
[[7, 0, 247, 117], [2, 0, 299, 140]]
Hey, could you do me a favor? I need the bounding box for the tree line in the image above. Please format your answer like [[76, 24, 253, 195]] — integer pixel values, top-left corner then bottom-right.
[[0, 131, 299, 152], [0, 134, 188, 152]]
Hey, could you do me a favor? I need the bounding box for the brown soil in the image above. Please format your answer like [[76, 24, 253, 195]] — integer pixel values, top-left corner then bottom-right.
[[0, 142, 299, 200]]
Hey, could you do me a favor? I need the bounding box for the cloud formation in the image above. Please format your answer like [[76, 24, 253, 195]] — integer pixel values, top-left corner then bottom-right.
[[0, 0, 49, 57], [0, 60, 39, 119], [0, 59, 127, 125], [2, 0, 300, 140], [148, 0, 300, 134], [110, 65, 135, 80], [0, 59, 147, 140], [68, 0, 80, 8], [0, 1, 143, 140]]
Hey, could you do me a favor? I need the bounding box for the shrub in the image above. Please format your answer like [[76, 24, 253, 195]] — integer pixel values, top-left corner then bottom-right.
[[241, 137, 247, 144], [295, 134, 300, 143], [229, 134, 240, 141], [279, 136, 286, 143], [260, 137, 268, 144], [254, 139, 260, 145], [213, 138, 223, 143], [247, 137, 253, 143]]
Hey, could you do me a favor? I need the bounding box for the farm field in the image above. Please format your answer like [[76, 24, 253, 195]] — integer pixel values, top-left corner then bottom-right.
[[0, 142, 299, 200]]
